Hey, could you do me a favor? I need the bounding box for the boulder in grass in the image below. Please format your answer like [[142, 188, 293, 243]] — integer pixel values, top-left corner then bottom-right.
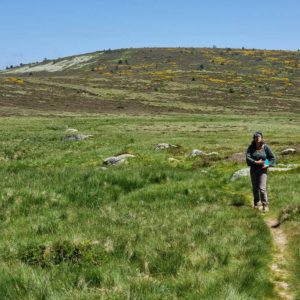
[[64, 134, 93, 141], [231, 168, 250, 181], [103, 154, 135, 166], [154, 143, 177, 150], [281, 148, 296, 155], [269, 164, 300, 171], [116, 154, 135, 160], [231, 164, 300, 181], [103, 156, 125, 166], [189, 149, 205, 157]]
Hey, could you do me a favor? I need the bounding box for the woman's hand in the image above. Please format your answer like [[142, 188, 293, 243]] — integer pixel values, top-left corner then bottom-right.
[[255, 159, 264, 165]]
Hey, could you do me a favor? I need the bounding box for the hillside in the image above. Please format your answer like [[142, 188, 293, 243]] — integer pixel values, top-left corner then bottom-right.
[[0, 47, 299, 115]]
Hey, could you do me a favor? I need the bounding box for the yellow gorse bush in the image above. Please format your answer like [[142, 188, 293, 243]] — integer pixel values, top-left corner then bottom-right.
[[259, 68, 276, 76], [207, 78, 226, 84], [212, 57, 230, 65], [5, 77, 25, 84]]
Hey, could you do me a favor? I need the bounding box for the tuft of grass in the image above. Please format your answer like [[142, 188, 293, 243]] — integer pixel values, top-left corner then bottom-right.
[[277, 205, 300, 225]]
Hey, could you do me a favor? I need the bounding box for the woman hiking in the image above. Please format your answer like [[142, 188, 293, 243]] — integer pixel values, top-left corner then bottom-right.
[[246, 132, 276, 212]]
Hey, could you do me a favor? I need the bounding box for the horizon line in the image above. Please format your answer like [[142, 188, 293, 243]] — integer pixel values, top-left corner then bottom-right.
[[1, 45, 299, 71]]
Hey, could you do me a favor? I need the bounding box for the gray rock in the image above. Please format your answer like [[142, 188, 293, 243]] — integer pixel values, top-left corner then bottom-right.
[[189, 149, 205, 157], [116, 154, 135, 160], [64, 134, 93, 141], [270, 167, 293, 172], [270, 163, 300, 171], [231, 168, 250, 181], [154, 143, 177, 150], [103, 156, 125, 165], [281, 148, 296, 155], [231, 164, 300, 181], [103, 154, 135, 166], [189, 150, 218, 157]]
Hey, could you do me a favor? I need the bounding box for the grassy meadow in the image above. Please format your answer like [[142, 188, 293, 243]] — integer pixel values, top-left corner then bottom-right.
[[0, 113, 299, 299]]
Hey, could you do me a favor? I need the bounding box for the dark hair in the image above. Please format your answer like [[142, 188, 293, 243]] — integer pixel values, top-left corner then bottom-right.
[[250, 139, 265, 150], [253, 131, 263, 139]]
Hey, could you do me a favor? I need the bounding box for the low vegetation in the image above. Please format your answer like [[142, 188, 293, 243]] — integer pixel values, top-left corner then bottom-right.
[[0, 47, 299, 115], [0, 114, 299, 299], [0, 47, 299, 298]]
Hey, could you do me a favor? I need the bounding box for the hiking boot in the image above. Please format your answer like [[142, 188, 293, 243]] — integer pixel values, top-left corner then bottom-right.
[[253, 204, 259, 209], [262, 204, 269, 212]]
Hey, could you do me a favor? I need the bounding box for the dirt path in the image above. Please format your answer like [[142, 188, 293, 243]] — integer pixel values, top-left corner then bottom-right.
[[265, 218, 294, 300]]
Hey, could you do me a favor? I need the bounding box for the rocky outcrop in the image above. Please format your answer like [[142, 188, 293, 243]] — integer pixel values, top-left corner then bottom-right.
[[231, 164, 300, 181], [281, 148, 296, 155], [189, 149, 219, 157], [189, 149, 205, 157], [64, 134, 93, 141], [231, 168, 250, 181], [103, 154, 135, 166], [154, 143, 177, 150]]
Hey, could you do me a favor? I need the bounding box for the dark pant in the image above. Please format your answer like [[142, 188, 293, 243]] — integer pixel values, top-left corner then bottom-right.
[[250, 167, 268, 205]]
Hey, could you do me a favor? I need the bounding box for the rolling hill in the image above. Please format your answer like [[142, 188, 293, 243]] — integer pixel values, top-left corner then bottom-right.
[[0, 47, 299, 115]]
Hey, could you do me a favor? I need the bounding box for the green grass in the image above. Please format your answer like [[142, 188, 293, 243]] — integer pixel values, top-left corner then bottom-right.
[[0, 113, 299, 299]]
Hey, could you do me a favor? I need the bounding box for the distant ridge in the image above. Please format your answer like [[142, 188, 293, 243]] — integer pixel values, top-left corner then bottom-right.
[[0, 47, 299, 115]]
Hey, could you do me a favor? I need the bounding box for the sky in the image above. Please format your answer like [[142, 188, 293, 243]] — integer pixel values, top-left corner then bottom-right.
[[0, 0, 299, 70]]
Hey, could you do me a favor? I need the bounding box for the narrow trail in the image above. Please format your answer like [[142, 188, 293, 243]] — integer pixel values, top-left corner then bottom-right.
[[265, 217, 295, 300]]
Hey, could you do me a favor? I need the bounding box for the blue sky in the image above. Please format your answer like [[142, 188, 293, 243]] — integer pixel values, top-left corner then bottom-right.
[[0, 0, 299, 70]]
